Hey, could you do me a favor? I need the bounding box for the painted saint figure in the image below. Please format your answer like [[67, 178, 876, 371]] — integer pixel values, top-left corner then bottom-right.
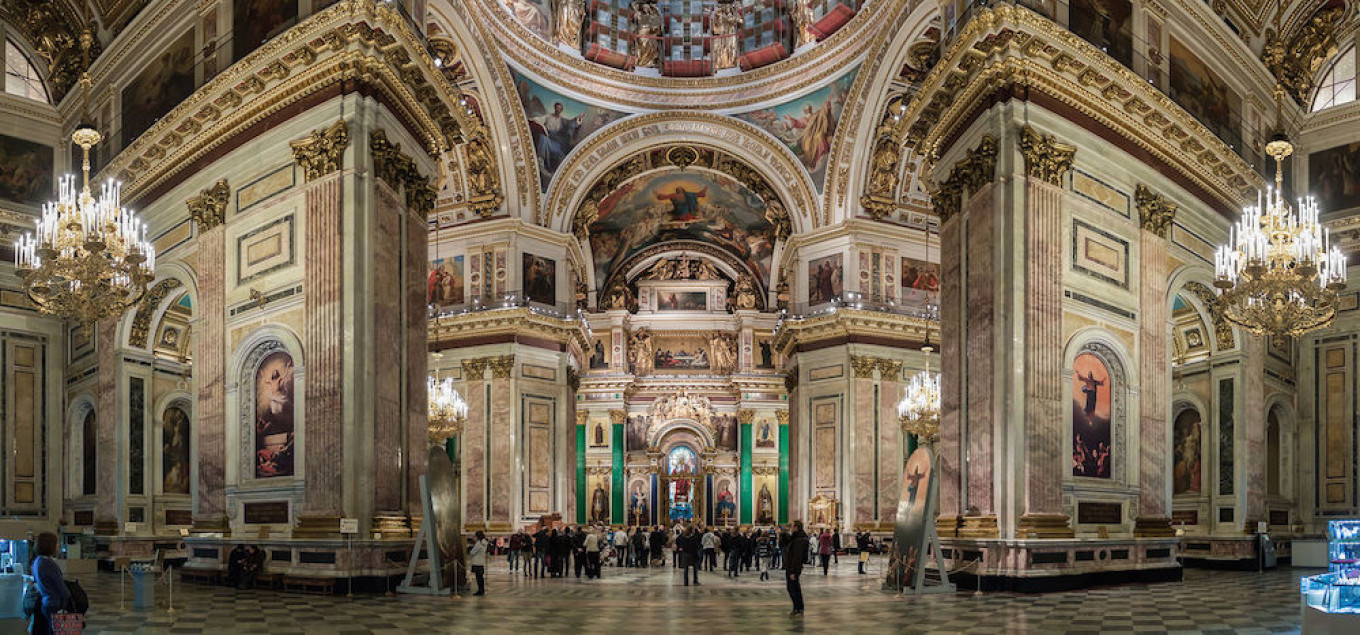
[[784, 101, 835, 171], [630, 485, 649, 525], [553, 0, 585, 48], [591, 484, 609, 522], [1078, 370, 1105, 420], [710, 1, 739, 70], [532, 102, 585, 174], [756, 483, 775, 524], [632, 1, 661, 69], [656, 186, 707, 221]]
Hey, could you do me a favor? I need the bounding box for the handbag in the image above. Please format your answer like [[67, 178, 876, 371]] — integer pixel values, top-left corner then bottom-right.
[[51, 611, 85, 635]]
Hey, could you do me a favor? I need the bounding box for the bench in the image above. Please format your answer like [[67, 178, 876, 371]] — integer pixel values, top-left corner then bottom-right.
[[282, 576, 336, 595], [254, 572, 282, 589], [180, 569, 221, 585]]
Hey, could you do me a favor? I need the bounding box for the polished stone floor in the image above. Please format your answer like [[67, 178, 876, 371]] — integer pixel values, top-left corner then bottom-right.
[[76, 556, 1312, 634]]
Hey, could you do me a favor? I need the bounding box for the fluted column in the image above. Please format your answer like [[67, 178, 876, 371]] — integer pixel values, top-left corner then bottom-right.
[[188, 183, 229, 535], [462, 358, 488, 530], [851, 356, 876, 527], [372, 182, 404, 515], [962, 185, 999, 538], [488, 355, 514, 528], [1134, 185, 1176, 537], [1017, 126, 1076, 538]]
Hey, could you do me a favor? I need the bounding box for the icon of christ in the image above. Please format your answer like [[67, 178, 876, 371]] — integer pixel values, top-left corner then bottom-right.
[[656, 186, 707, 222]]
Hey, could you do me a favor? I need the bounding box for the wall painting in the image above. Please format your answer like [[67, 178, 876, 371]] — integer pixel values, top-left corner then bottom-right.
[[1071, 352, 1112, 479], [255, 351, 295, 478]]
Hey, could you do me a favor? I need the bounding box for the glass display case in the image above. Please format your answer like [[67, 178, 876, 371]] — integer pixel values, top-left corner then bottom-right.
[[1302, 520, 1360, 632]]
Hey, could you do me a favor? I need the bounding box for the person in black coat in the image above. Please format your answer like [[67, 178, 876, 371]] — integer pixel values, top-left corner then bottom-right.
[[573, 528, 588, 578], [649, 526, 666, 564], [728, 531, 745, 578], [631, 527, 648, 567], [832, 529, 841, 564], [680, 527, 703, 586], [784, 521, 810, 617], [856, 531, 871, 574]]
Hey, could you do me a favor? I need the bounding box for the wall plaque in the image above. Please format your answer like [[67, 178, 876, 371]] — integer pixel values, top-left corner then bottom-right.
[[1076, 501, 1122, 524], [243, 501, 290, 524]]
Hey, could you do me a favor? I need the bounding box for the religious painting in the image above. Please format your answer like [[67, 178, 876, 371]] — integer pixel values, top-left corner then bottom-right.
[[628, 478, 650, 526], [588, 475, 610, 523], [626, 415, 648, 451], [81, 410, 97, 496], [652, 334, 710, 372], [1071, 352, 1112, 479], [511, 70, 624, 190], [254, 350, 295, 478], [712, 414, 737, 452], [735, 68, 859, 188], [428, 255, 465, 307], [900, 256, 940, 306], [0, 134, 53, 205], [1068, 0, 1132, 68], [894, 448, 934, 587], [588, 170, 777, 291], [129, 378, 146, 495], [121, 29, 196, 148], [161, 405, 191, 495], [504, 0, 551, 39], [1168, 38, 1241, 145], [756, 418, 777, 448], [756, 337, 775, 369], [590, 421, 608, 447], [807, 254, 843, 305], [232, 0, 300, 62], [1173, 408, 1202, 495], [522, 253, 557, 305], [714, 478, 737, 525], [1310, 142, 1360, 213], [666, 446, 698, 522], [589, 336, 609, 369], [755, 477, 776, 525], [655, 290, 707, 311]]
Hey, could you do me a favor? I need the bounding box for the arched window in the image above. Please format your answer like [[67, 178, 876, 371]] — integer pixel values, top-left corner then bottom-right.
[[1312, 44, 1356, 112], [4, 38, 49, 103]]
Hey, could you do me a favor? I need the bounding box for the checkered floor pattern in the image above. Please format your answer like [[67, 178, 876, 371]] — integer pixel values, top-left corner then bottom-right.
[[72, 557, 1312, 633]]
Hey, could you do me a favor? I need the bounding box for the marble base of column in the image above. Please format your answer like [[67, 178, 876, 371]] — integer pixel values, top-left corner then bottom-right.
[[958, 515, 1000, 539], [935, 514, 962, 538], [371, 512, 414, 539], [1132, 516, 1177, 538], [292, 513, 343, 539], [190, 515, 232, 537], [1017, 513, 1075, 539]]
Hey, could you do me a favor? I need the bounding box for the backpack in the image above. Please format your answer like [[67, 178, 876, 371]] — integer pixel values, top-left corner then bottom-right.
[[65, 579, 90, 614]]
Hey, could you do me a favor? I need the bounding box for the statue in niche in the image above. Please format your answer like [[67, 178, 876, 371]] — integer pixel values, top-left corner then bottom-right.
[[629, 328, 654, 375], [869, 139, 900, 199], [734, 275, 757, 310], [710, 1, 740, 70], [553, 0, 585, 49], [464, 138, 496, 194], [632, 1, 662, 69]]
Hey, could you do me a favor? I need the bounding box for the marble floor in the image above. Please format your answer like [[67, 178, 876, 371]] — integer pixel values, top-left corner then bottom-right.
[[76, 556, 1312, 634]]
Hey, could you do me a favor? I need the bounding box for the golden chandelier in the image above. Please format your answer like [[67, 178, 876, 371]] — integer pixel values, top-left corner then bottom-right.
[[15, 126, 155, 328], [897, 345, 941, 445], [427, 375, 468, 445], [1213, 135, 1346, 338]]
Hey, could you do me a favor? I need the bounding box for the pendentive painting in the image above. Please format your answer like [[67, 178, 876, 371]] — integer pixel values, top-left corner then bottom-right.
[[122, 29, 196, 148], [427, 255, 465, 307], [1172, 408, 1202, 495], [1168, 38, 1241, 144], [735, 68, 858, 189], [1310, 142, 1360, 213], [0, 134, 53, 205], [1071, 352, 1112, 479], [900, 256, 940, 307], [511, 69, 624, 190], [254, 351, 296, 478], [807, 254, 843, 305], [588, 170, 776, 290], [1068, 0, 1132, 68], [233, 0, 300, 62], [162, 405, 191, 495], [522, 253, 557, 305]]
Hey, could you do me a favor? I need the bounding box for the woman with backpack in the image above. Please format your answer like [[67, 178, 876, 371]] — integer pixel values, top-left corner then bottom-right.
[[25, 532, 73, 635]]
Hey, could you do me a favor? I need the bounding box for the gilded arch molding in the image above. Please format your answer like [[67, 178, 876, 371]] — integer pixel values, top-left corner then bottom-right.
[[542, 113, 821, 234]]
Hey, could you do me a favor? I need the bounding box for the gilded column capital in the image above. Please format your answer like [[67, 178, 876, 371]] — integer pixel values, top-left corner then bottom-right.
[[461, 357, 488, 379], [488, 355, 515, 379], [738, 409, 755, 425], [370, 128, 412, 189], [775, 410, 789, 426], [1135, 184, 1178, 238], [931, 135, 998, 224], [291, 120, 350, 181], [186, 179, 230, 232], [1019, 125, 1075, 186], [850, 355, 878, 378], [875, 358, 903, 381], [575, 410, 589, 426], [609, 410, 627, 425]]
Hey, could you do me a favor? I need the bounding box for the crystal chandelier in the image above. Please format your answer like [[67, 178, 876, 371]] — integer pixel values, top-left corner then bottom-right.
[[898, 345, 941, 445], [1213, 134, 1346, 337], [427, 375, 468, 445], [14, 126, 155, 328]]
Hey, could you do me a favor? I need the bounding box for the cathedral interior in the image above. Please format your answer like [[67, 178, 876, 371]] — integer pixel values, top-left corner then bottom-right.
[[2, 0, 1360, 629]]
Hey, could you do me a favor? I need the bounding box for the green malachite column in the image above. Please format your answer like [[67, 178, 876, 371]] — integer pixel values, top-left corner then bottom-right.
[[777, 411, 789, 524], [576, 419, 587, 524], [740, 411, 753, 524], [905, 432, 918, 459], [612, 413, 625, 524], [445, 436, 458, 466]]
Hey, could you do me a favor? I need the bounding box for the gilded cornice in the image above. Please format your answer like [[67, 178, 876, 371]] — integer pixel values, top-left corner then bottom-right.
[[888, 5, 1263, 215], [1136, 184, 1179, 238], [461, 357, 489, 379], [186, 179, 230, 232], [100, 0, 492, 205], [772, 309, 938, 357], [472, 0, 889, 110], [1018, 125, 1076, 186], [850, 355, 877, 378], [430, 307, 591, 355], [291, 121, 351, 182]]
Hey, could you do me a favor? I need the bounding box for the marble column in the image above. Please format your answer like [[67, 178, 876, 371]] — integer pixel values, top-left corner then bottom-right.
[[876, 360, 902, 530], [488, 355, 514, 529], [372, 182, 404, 516], [1242, 336, 1267, 530], [1134, 186, 1176, 537], [785, 371, 801, 522], [937, 204, 963, 537], [190, 206, 228, 534], [403, 186, 430, 524], [962, 185, 999, 538], [851, 356, 876, 528], [777, 409, 790, 524], [94, 317, 120, 535], [739, 409, 754, 524], [1016, 126, 1076, 539], [462, 358, 488, 530]]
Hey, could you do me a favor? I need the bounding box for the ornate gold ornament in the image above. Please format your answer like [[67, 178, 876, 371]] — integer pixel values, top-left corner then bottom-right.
[[643, 255, 722, 281], [462, 357, 490, 378], [628, 327, 653, 375], [291, 120, 351, 181], [463, 137, 504, 218], [1135, 184, 1178, 238], [709, 331, 738, 375], [1261, 6, 1344, 105], [186, 179, 230, 232], [666, 146, 701, 170], [1183, 281, 1237, 350], [783, 369, 798, 393], [897, 345, 940, 445], [566, 367, 580, 391], [1213, 135, 1347, 337], [0, 2, 102, 102], [15, 126, 155, 329], [427, 374, 468, 445], [1018, 125, 1076, 186], [928, 134, 998, 224], [370, 129, 437, 214], [488, 355, 515, 379], [733, 275, 759, 310], [649, 392, 714, 428], [850, 355, 877, 378], [127, 278, 182, 348]]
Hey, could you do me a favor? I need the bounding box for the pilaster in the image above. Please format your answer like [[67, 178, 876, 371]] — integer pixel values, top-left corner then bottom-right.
[[1134, 185, 1177, 537], [189, 186, 229, 535], [488, 355, 514, 530], [462, 357, 488, 530]]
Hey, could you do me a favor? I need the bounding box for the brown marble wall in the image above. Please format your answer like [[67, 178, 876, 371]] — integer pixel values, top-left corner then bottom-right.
[[938, 213, 963, 520], [195, 227, 228, 527], [372, 183, 403, 512], [853, 374, 874, 525], [96, 317, 120, 530], [463, 360, 487, 527], [1137, 231, 1170, 522], [1022, 179, 1066, 519], [964, 186, 996, 515], [877, 375, 901, 524], [489, 358, 513, 525], [303, 175, 345, 520], [1243, 336, 1267, 525]]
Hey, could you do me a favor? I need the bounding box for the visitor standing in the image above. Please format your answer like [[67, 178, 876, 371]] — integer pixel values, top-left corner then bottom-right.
[[614, 526, 630, 567], [469, 531, 489, 596], [701, 527, 717, 571], [649, 526, 666, 565], [832, 529, 842, 564], [727, 530, 744, 578], [681, 527, 702, 586], [632, 527, 648, 567], [574, 527, 588, 578], [585, 527, 602, 578], [784, 522, 809, 617], [508, 531, 522, 573], [668, 528, 678, 568], [856, 531, 870, 574], [24, 532, 72, 635], [818, 529, 833, 575], [757, 531, 774, 580], [522, 530, 536, 577]]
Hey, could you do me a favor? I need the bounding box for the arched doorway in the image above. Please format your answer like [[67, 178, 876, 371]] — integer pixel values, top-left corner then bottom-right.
[[661, 444, 701, 523]]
